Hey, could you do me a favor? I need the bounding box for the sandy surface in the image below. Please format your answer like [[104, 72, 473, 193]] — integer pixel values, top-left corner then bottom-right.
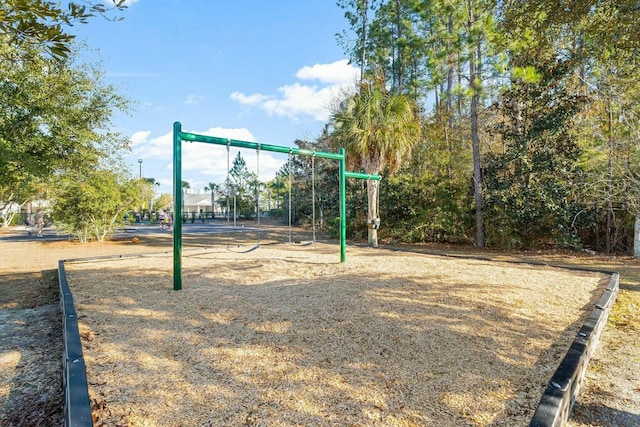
[[63, 243, 607, 426], [0, 231, 174, 426]]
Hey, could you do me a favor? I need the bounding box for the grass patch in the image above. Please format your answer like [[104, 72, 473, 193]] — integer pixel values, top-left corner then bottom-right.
[[609, 290, 640, 331]]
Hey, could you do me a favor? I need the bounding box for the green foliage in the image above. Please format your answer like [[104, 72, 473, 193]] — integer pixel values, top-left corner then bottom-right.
[[511, 66, 543, 83], [483, 50, 587, 249], [280, 137, 340, 230], [378, 121, 475, 244], [0, 3, 130, 226], [0, 0, 127, 60], [155, 193, 173, 212], [381, 170, 473, 243], [332, 76, 421, 175], [0, 42, 130, 209], [330, 0, 640, 252], [268, 208, 283, 219], [224, 152, 258, 219], [52, 169, 138, 242], [326, 216, 341, 239]]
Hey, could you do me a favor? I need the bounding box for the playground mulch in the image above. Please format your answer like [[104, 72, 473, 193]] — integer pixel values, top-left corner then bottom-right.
[[0, 232, 174, 426], [64, 243, 609, 426], [2, 224, 637, 426]]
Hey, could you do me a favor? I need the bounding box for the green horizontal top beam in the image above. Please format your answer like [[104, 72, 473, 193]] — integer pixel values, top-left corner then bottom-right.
[[344, 171, 381, 181], [179, 131, 344, 161]]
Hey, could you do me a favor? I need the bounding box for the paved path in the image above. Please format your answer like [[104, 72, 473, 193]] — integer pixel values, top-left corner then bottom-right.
[[0, 226, 69, 242], [0, 222, 259, 242]]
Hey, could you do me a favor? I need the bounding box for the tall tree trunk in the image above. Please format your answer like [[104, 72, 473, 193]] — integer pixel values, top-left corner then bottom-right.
[[594, 201, 600, 251], [444, 14, 454, 180], [394, 0, 403, 92], [469, 3, 485, 247], [446, 17, 454, 129], [457, 53, 463, 131], [606, 100, 614, 253], [634, 215, 640, 258], [359, 0, 368, 85], [471, 88, 484, 247], [367, 179, 380, 247]]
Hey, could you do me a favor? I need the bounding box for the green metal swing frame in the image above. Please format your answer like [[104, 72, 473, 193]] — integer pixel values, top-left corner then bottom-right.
[[172, 121, 380, 290]]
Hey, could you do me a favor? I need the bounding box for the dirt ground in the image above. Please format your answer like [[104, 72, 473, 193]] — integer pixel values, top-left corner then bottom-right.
[[0, 224, 638, 426]]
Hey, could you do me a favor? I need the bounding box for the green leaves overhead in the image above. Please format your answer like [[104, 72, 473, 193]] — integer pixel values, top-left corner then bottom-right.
[[0, 43, 131, 206], [0, 0, 127, 60], [331, 77, 421, 175]]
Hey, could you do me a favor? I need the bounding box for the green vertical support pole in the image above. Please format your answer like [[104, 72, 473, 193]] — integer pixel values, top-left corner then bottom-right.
[[173, 121, 183, 290], [339, 148, 347, 263]]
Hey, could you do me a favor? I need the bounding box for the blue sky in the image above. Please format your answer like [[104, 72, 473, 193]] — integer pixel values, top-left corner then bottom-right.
[[74, 0, 359, 196]]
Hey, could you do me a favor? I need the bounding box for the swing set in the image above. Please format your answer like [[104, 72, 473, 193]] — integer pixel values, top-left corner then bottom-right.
[[172, 122, 380, 290]]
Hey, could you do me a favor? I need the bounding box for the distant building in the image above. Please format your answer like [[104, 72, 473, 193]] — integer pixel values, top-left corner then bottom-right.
[[183, 193, 215, 213]]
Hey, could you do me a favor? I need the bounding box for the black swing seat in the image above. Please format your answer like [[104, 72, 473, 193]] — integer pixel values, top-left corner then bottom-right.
[[291, 240, 315, 247], [227, 243, 261, 253]]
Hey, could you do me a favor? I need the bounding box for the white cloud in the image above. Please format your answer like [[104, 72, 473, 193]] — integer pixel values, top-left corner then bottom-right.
[[133, 127, 257, 162], [199, 126, 257, 142], [230, 59, 359, 122], [130, 130, 151, 147], [182, 127, 256, 183], [262, 82, 350, 121], [230, 92, 271, 106], [186, 94, 204, 105], [296, 59, 358, 85], [134, 131, 172, 160], [180, 143, 285, 193]]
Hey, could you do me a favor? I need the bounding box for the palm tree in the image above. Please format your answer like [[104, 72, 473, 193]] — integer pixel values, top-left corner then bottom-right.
[[246, 173, 264, 221], [268, 177, 286, 210], [204, 182, 219, 218], [331, 77, 421, 247], [143, 178, 160, 213], [181, 180, 190, 215]]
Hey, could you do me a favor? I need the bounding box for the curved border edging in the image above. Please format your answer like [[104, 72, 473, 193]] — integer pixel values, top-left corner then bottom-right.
[[529, 272, 620, 427], [59, 260, 93, 427]]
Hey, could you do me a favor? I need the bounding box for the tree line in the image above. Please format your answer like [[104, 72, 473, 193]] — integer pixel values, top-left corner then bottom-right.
[[319, 0, 640, 253]]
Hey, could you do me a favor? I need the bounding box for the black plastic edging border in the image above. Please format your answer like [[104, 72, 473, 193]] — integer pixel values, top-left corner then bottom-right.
[[57, 249, 174, 427], [529, 272, 620, 427], [59, 260, 93, 427]]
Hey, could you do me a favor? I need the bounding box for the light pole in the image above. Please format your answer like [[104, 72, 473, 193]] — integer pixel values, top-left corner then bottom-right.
[[137, 159, 143, 223], [150, 182, 160, 213]]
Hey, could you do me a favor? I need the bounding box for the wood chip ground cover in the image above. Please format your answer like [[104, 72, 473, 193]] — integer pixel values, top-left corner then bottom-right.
[[65, 244, 607, 426]]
